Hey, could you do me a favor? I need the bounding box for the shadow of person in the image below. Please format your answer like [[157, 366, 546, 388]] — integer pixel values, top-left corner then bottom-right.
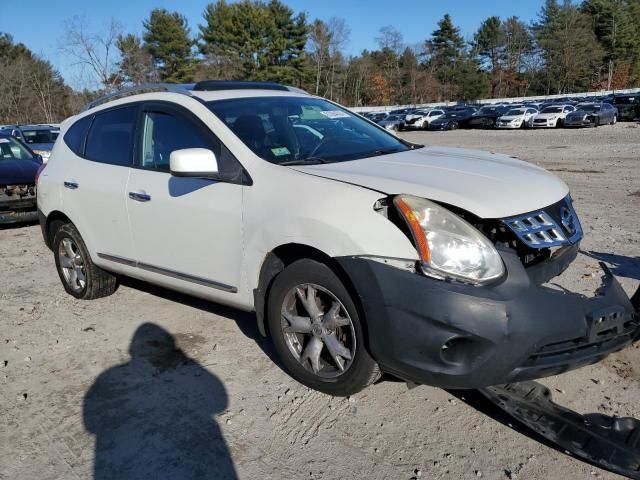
[[83, 323, 237, 480]]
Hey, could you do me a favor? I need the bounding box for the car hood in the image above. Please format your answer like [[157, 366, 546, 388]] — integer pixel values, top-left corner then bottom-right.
[[499, 114, 524, 121], [0, 159, 40, 185], [536, 112, 563, 119], [291, 146, 568, 219], [568, 109, 596, 117]]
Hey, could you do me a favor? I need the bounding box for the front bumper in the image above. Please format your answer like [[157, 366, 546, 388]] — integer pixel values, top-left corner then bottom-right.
[[496, 122, 521, 129], [0, 195, 37, 224], [337, 249, 639, 389], [532, 119, 558, 128], [564, 118, 597, 127]]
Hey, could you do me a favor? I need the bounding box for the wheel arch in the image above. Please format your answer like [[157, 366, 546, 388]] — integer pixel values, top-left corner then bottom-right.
[[43, 210, 74, 249], [253, 243, 365, 340]]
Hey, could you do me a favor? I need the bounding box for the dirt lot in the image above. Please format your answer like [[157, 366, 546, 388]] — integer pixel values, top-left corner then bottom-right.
[[1, 123, 639, 480]]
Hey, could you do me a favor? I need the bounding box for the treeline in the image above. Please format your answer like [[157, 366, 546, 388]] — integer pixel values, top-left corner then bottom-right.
[[0, 34, 84, 124], [1, 0, 639, 123]]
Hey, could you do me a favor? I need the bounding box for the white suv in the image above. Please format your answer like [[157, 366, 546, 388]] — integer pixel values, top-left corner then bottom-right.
[[37, 81, 639, 396]]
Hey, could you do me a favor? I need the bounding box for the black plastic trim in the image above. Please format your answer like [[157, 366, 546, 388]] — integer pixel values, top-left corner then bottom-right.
[[97, 253, 237, 293], [336, 248, 638, 389]]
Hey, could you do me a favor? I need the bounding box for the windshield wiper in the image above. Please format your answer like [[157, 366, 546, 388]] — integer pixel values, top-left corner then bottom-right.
[[372, 147, 404, 156], [279, 157, 329, 166]]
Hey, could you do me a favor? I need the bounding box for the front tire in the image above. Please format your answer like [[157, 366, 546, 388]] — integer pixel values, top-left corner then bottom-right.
[[267, 259, 380, 396], [53, 223, 117, 300], [449, 121, 459, 131]]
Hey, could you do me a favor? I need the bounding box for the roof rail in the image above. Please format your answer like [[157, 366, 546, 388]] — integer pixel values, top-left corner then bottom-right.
[[193, 80, 289, 92], [81, 83, 194, 112]]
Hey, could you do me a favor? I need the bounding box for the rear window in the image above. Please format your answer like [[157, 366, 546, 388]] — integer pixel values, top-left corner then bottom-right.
[[22, 129, 59, 144], [85, 106, 137, 166], [63, 116, 92, 156]]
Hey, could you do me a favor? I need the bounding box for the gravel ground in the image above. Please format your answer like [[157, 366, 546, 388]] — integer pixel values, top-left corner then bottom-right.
[[1, 123, 639, 480]]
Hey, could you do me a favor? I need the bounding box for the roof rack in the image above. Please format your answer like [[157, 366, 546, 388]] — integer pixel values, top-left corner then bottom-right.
[[193, 80, 289, 92], [81, 83, 194, 112], [81, 80, 310, 112]]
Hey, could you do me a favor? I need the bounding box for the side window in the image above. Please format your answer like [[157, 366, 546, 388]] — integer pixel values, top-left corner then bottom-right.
[[139, 110, 219, 171], [63, 115, 92, 156], [85, 106, 137, 166]]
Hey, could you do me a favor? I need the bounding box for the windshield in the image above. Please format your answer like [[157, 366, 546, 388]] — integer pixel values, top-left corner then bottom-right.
[[0, 137, 34, 160], [578, 104, 601, 112], [541, 106, 563, 113], [207, 97, 412, 165], [478, 107, 499, 114], [21, 129, 59, 144], [506, 109, 526, 116]]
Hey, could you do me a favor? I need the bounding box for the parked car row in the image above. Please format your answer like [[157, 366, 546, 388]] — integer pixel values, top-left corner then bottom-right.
[[364, 100, 621, 132]]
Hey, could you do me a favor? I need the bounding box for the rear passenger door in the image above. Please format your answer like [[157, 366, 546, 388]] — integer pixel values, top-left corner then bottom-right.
[[125, 102, 244, 298], [60, 105, 137, 263]]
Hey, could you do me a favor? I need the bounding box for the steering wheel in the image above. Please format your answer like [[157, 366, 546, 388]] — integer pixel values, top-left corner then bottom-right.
[[307, 136, 338, 158]]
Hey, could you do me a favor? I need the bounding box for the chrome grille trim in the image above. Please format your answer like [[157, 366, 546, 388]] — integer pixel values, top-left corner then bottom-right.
[[503, 197, 583, 249]]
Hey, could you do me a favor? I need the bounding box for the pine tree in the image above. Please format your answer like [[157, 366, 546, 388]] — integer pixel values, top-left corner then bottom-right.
[[143, 9, 195, 83], [199, 0, 309, 85], [581, 0, 637, 88], [117, 34, 157, 85], [533, 0, 603, 93], [428, 14, 465, 81]]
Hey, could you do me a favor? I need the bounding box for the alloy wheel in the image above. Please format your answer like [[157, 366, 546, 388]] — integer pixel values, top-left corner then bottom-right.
[[58, 237, 86, 292], [281, 283, 356, 378]]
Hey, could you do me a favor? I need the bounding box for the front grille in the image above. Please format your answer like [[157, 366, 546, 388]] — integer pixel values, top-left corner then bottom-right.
[[502, 196, 583, 249], [534, 119, 546, 123]]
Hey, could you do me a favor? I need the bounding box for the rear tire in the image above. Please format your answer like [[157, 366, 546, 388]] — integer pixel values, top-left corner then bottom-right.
[[53, 223, 117, 300], [611, 115, 617, 125], [267, 259, 381, 396]]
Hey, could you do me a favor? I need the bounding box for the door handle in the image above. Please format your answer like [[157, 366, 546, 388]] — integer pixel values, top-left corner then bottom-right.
[[128, 191, 151, 202], [64, 181, 79, 189]]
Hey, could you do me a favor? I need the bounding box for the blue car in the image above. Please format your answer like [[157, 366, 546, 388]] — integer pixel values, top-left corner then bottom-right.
[[0, 124, 59, 162], [0, 134, 42, 224]]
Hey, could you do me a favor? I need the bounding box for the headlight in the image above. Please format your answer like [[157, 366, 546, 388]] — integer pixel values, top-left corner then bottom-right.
[[393, 195, 505, 284]]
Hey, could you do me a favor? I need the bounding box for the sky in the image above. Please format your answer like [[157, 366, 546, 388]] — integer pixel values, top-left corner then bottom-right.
[[2, 0, 543, 89]]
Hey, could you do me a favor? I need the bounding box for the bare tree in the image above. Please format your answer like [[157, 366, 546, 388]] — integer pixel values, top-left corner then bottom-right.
[[308, 20, 331, 95], [61, 17, 122, 91], [326, 17, 351, 100]]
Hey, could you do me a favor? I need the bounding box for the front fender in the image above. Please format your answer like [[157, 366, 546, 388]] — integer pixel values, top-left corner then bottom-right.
[[241, 166, 418, 294]]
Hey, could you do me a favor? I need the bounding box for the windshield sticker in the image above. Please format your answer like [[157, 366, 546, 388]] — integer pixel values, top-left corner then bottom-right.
[[320, 110, 351, 119], [271, 147, 290, 157]]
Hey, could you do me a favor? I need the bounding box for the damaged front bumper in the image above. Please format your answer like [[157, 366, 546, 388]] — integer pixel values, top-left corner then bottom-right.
[[337, 248, 640, 389], [0, 188, 37, 224]]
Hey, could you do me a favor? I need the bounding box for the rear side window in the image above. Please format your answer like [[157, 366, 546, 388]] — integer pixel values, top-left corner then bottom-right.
[[63, 116, 92, 156], [85, 106, 137, 166]]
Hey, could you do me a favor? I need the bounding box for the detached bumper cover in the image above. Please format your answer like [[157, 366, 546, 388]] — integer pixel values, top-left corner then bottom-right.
[[337, 249, 639, 389], [480, 382, 640, 479]]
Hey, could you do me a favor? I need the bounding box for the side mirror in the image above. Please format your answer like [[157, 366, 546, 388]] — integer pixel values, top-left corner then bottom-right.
[[33, 154, 43, 165], [170, 148, 218, 177]]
